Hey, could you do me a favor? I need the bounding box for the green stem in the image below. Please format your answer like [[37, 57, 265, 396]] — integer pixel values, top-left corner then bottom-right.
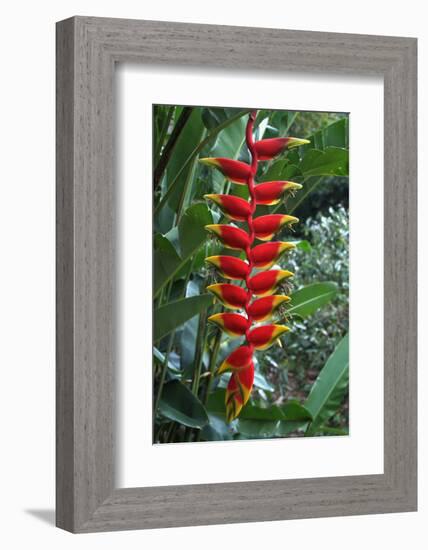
[[154, 107, 193, 189], [154, 105, 175, 165], [176, 129, 207, 223], [191, 310, 209, 396], [203, 330, 222, 405]]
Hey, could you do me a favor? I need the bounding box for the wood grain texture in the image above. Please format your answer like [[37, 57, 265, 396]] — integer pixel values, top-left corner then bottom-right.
[[56, 16, 417, 533]]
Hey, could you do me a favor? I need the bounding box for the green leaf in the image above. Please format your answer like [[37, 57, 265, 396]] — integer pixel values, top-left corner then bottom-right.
[[318, 425, 349, 436], [158, 380, 209, 428], [305, 118, 348, 151], [236, 419, 308, 438], [153, 234, 182, 294], [299, 147, 348, 177], [164, 109, 205, 213], [281, 401, 314, 421], [288, 239, 312, 252], [207, 389, 311, 420], [153, 347, 181, 374], [200, 414, 233, 441], [153, 202, 213, 296], [288, 282, 339, 318], [155, 109, 250, 215], [201, 107, 244, 130], [240, 401, 312, 422], [178, 202, 212, 259], [254, 372, 275, 392], [304, 333, 349, 435], [154, 294, 214, 341], [236, 399, 312, 438], [259, 159, 302, 183], [206, 389, 226, 415]]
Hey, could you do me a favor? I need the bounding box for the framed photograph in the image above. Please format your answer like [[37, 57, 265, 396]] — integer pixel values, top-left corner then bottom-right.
[[56, 16, 417, 532]]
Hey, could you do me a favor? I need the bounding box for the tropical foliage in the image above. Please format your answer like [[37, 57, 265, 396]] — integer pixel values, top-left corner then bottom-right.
[[153, 105, 349, 443]]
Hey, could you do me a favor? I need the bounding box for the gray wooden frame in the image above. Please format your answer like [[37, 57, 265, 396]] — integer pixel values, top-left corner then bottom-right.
[[56, 16, 417, 533]]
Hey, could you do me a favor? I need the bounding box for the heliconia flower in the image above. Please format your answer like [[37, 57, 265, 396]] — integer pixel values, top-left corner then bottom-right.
[[254, 181, 303, 205], [205, 255, 250, 280], [217, 345, 253, 375], [253, 214, 299, 241], [248, 269, 293, 296], [205, 224, 250, 251], [254, 137, 310, 160], [204, 194, 252, 221], [247, 324, 289, 350], [248, 295, 291, 322], [208, 312, 250, 337], [206, 283, 248, 310], [202, 111, 305, 422], [225, 362, 254, 422], [199, 157, 251, 184], [250, 241, 296, 269]]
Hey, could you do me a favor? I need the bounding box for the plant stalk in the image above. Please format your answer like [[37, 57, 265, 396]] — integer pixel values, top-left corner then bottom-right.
[[154, 107, 193, 189]]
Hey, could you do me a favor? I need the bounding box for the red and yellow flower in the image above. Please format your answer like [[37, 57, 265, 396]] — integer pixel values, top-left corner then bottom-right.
[[225, 362, 254, 422], [205, 224, 250, 250], [205, 255, 250, 280], [253, 214, 299, 241], [250, 241, 295, 269], [204, 194, 252, 221], [248, 269, 293, 296], [206, 283, 248, 310], [247, 324, 289, 350], [199, 157, 251, 184], [254, 137, 310, 160], [202, 110, 306, 421], [247, 295, 290, 322], [254, 181, 302, 205], [217, 345, 253, 375], [207, 312, 250, 337]]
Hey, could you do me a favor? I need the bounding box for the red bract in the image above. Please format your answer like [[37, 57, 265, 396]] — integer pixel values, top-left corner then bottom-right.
[[204, 194, 252, 221], [253, 214, 299, 241], [248, 295, 290, 322], [247, 324, 289, 350], [217, 345, 253, 374], [255, 181, 302, 205], [205, 224, 250, 250], [248, 269, 293, 296], [254, 137, 310, 160], [208, 312, 250, 337], [225, 361, 254, 422], [250, 241, 295, 269], [202, 111, 305, 421], [199, 157, 251, 183], [205, 255, 250, 280], [206, 283, 248, 310]]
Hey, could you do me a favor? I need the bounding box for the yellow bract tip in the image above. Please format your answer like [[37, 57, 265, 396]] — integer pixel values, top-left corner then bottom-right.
[[199, 157, 220, 168], [279, 269, 294, 278], [279, 242, 296, 252], [204, 224, 221, 234], [287, 138, 311, 149], [273, 325, 290, 336], [205, 256, 221, 267], [282, 215, 299, 225], [285, 181, 303, 190], [207, 313, 223, 324], [273, 295, 291, 305], [216, 361, 230, 376]]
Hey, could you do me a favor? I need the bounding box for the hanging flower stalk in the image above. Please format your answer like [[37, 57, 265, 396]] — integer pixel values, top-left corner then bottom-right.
[[200, 111, 308, 422]]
